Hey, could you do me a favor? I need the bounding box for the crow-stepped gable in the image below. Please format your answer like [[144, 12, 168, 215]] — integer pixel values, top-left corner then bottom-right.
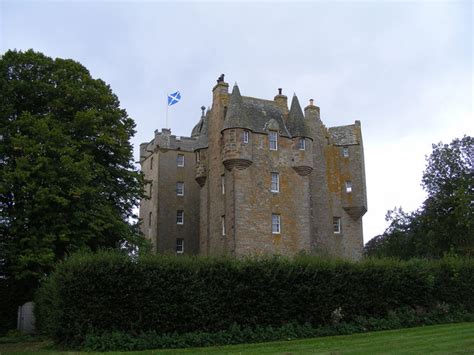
[[139, 75, 367, 260]]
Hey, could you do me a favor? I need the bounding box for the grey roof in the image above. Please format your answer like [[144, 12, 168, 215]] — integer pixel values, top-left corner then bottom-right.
[[286, 94, 310, 138], [328, 124, 359, 146], [194, 110, 209, 150], [191, 117, 203, 137], [223, 84, 291, 137]]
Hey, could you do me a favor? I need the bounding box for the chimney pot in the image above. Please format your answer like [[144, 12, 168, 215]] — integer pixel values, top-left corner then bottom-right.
[[309, 99, 314, 106], [278, 88, 282, 95]]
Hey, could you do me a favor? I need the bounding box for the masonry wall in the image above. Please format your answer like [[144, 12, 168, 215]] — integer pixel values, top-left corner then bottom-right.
[[155, 149, 200, 255], [324, 139, 365, 260], [231, 133, 312, 256], [203, 82, 229, 255]]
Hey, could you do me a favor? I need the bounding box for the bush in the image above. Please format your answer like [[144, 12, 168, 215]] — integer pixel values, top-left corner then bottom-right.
[[35, 252, 474, 348]]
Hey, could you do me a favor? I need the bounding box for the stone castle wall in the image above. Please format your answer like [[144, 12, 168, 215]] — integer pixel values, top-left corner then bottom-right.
[[139, 78, 367, 260]]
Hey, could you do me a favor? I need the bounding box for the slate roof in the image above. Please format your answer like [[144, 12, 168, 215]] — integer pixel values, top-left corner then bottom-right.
[[286, 94, 311, 138], [328, 124, 359, 146], [194, 110, 209, 150], [191, 118, 203, 137], [223, 84, 291, 137]]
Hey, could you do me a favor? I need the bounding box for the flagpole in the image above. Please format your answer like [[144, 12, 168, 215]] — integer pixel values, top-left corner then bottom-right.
[[166, 101, 169, 129]]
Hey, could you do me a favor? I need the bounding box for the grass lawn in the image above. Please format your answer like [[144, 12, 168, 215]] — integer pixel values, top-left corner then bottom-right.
[[1, 322, 473, 354]]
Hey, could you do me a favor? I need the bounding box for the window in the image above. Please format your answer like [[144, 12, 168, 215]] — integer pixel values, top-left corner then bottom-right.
[[177, 154, 185, 167], [272, 214, 281, 234], [148, 212, 152, 227], [195, 151, 201, 163], [221, 215, 226, 236], [333, 217, 341, 234], [271, 172, 280, 193], [221, 174, 225, 194], [176, 210, 184, 224], [345, 181, 352, 193], [176, 238, 184, 253], [343, 147, 349, 157], [149, 181, 153, 197], [150, 157, 154, 170], [243, 130, 249, 144], [298, 138, 306, 150], [176, 182, 184, 196], [269, 131, 278, 150]]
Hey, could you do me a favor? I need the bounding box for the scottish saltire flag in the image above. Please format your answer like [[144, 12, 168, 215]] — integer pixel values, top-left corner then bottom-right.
[[168, 91, 181, 106]]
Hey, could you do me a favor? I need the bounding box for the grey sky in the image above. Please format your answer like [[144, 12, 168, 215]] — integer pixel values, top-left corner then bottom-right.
[[1, 0, 472, 243]]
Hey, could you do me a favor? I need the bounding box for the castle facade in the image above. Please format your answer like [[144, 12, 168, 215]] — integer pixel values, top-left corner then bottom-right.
[[139, 76, 367, 260]]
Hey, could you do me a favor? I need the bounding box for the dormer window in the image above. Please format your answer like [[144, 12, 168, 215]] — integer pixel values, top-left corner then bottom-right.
[[243, 130, 249, 144], [298, 138, 306, 150], [269, 131, 278, 150]]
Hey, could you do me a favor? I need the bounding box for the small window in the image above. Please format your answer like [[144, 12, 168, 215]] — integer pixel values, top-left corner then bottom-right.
[[298, 138, 306, 150], [345, 181, 352, 193], [269, 131, 278, 150], [150, 157, 154, 170], [176, 210, 184, 224], [176, 238, 184, 253], [343, 147, 349, 158], [271, 172, 279, 193], [149, 181, 153, 197], [148, 211, 152, 227], [243, 130, 249, 144], [221, 215, 226, 236], [221, 174, 225, 195], [177, 154, 185, 167], [176, 182, 184, 196], [195, 151, 201, 163], [272, 214, 281, 234], [333, 217, 341, 234]]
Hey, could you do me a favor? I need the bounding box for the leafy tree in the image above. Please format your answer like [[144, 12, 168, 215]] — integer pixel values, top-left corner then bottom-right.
[[365, 136, 473, 259], [0, 49, 145, 298]]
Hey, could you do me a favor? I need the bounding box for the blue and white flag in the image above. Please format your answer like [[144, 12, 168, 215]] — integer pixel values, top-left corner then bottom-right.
[[167, 91, 181, 106]]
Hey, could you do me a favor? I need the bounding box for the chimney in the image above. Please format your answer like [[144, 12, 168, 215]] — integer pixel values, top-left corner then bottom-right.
[[274, 88, 288, 115], [304, 98, 320, 121], [212, 73, 229, 108]]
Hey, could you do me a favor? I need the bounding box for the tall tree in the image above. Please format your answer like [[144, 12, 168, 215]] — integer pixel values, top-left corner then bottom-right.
[[365, 136, 473, 258], [0, 49, 145, 288]]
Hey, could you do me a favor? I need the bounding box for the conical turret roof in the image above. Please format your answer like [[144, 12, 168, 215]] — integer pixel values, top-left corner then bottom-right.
[[286, 94, 310, 138], [223, 84, 252, 131], [195, 109, 209, 150]]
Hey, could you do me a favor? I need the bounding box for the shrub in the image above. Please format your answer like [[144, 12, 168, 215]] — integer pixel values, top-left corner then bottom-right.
[[35, 251, 474, 348]]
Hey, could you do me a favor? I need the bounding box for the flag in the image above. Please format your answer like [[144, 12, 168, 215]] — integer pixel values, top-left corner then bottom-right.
[[168, 91, 181, 106]]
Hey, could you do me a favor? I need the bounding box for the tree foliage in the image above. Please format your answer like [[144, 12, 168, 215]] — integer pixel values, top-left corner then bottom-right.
[[0, 49, 145, 290], [365, 136, 473, 258]]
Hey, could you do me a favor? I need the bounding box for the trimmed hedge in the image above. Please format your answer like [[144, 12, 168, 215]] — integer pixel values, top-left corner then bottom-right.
[[35, 252, 474, 347], [82, 307, 474, 351]]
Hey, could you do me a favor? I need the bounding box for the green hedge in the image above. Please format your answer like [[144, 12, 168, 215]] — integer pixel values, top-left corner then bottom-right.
[[35, 252, 474, 347]]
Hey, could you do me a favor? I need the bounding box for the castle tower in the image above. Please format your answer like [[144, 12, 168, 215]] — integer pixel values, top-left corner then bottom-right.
[[138, 75, 367, 260]]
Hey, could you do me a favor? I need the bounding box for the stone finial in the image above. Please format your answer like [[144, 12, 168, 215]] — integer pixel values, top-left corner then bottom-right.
[[278, 88, 282, 95], [217, 74, 225, 83], [309, 99, 314, 106], [201, 106, 206, 116]]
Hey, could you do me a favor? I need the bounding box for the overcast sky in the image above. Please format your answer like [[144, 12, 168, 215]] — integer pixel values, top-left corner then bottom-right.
[[1, 0, 472, 243]]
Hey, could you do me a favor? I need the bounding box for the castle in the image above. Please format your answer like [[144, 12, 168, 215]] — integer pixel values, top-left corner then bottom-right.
[[139, 75, 367, 260]]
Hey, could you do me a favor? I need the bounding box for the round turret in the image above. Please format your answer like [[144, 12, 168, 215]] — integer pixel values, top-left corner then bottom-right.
[[291, 137, 314, 176], [222, 128, 253, 171]]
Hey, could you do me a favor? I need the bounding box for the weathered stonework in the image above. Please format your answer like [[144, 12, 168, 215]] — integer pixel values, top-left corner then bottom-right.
[[139, 76, 367, 260]]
